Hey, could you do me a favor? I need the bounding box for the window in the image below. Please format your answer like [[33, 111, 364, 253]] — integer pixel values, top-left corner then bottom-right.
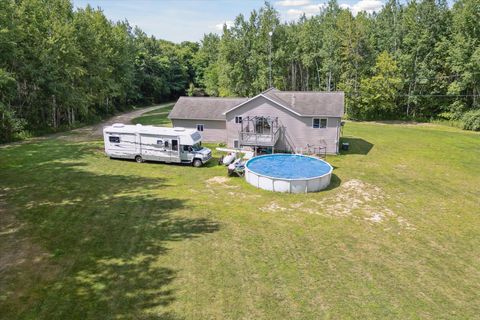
[[191, 132, 201, 140], [235, 116, 242, 124], [164, 141, 169, 148], [172, 139, 178, 151], [196, 124, 204, 132], [157, 140, 164, 147], [183, 145, 190, 152], [233, 140, 239, 149], [109, 136, 120, 143], [255, 116, 271, 134], [313, 118, 327, 129]]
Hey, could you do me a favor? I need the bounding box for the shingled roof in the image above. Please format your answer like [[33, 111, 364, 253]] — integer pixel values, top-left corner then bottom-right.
[[168, 97, 248, 120], [168, 89, 344, 120], [263, 89, 344, 117]]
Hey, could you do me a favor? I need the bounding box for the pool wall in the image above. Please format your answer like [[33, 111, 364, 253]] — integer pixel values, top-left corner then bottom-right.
[[245, 154, 333, 193]]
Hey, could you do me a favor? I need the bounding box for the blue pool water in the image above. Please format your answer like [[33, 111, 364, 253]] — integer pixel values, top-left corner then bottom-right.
[[246, 154, 332, 179]]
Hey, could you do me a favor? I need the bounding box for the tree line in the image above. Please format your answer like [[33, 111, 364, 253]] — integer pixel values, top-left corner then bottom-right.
[[195, 0, 479, 127], [0, 0, 198, 142], [1, 0, 479, 143]]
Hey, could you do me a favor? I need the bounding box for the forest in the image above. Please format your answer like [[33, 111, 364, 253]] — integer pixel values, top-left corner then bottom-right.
[[0, 0, 479, 142]]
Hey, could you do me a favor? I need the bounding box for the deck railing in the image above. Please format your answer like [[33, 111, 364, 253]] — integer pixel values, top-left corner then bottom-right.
[[239, 127, 281, 146]]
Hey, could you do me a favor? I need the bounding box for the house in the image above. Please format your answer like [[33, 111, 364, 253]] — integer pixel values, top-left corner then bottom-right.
[[168, 88, 344, 154]]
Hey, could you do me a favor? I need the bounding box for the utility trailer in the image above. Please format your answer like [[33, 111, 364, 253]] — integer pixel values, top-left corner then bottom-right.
[[103, 123, 212, 167]]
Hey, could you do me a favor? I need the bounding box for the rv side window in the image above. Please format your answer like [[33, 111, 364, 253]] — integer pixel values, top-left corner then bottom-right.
[[164, 141, 169, 148], [171, 140, 178, 151], [109, 136, 120, 143], [157, 140, 164, 147]]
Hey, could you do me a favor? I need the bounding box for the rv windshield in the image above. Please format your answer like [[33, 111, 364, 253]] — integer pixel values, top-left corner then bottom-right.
[[191, 143, 203, 151]]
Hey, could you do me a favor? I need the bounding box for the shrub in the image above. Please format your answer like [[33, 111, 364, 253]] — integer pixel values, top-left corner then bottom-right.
[[0, 103, 26, 143], [462, 109, 480, 131]]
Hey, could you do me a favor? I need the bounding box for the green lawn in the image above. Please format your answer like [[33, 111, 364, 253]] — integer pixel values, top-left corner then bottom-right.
[[0, 119, 479, 319], [131, 103, 174, 126]]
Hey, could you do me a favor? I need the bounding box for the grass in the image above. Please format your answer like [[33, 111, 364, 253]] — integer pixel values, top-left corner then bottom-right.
[[131, 103, 174, 127], [0, 117, 479, 319]]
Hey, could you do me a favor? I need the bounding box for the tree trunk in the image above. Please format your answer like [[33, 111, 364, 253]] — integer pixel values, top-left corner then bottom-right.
[[315, 59, 321, 90], [52, 95, 57, 129], [407, 49, 419, 117], [327, 70, 332, 92]]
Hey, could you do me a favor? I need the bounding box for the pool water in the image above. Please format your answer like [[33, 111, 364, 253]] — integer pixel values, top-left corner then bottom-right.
[[246, 154, 332, 179]]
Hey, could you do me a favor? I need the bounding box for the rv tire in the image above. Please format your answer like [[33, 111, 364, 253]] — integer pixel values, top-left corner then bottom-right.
[[192, 159, 203, 167], [135, 155, 143, 163]]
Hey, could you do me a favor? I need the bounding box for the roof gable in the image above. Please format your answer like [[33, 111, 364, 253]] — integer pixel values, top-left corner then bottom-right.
[[223, 90, 344, 117], [223, 93, 302, 116]]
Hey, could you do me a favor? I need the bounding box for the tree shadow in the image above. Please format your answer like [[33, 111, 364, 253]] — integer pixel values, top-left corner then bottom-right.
[[340, 137, 374, 155], [0, 140, 220, 319]]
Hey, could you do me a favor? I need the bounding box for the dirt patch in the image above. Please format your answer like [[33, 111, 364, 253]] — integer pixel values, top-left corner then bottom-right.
[[206, 176, 238, 189], [305, 179, 414, 229], [261, 202, 289, 212]]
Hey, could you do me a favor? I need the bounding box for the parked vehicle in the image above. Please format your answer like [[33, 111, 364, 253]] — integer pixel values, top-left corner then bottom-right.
[[103, 124, 212, 167]]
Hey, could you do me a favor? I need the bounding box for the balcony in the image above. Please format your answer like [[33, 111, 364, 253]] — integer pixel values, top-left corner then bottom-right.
[[238, 116, 281, 147]]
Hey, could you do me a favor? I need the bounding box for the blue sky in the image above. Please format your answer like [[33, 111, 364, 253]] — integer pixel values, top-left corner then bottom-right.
[[71, 0, 388, 43]]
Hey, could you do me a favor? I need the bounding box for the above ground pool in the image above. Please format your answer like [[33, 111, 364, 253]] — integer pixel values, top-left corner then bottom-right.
[[245, 154, 333, 193]]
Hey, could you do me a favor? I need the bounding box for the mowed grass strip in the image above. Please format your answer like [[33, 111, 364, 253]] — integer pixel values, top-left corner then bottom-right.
[[131, 103, 174, 126], [0, 120, 479, 319]]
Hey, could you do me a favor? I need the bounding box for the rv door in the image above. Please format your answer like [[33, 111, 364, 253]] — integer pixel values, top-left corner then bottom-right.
[[170, 139, 180, 162]]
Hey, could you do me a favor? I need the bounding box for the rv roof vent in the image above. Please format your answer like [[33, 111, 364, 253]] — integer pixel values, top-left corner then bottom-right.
[[112, 123, 124, 128], [136, 124, 142, 127], [174, 127, 185, 132]]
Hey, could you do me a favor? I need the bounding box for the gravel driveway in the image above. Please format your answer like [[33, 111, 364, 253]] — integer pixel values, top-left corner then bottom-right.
[[75, 104, 169, 139]]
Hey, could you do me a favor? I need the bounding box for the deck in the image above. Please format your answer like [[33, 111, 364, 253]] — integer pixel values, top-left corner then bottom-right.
[[239, 128, 280, 147]]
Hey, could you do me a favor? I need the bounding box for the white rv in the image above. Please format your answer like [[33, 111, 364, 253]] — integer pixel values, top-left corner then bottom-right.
[[103, 124, 212, 167]]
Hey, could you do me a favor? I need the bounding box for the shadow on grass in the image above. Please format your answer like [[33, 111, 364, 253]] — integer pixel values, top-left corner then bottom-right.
[[324, 173, 342, 191], [340, 137, 374, 155], [0, 140, 219, 319], [111, 156, 221, 169]]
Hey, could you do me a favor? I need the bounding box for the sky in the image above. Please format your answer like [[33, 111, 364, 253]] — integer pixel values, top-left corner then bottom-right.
[[71, 0, 388, 43]]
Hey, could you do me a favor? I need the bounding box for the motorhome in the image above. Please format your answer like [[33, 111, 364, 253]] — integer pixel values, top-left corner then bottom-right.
[[103, 124, 212, 167]]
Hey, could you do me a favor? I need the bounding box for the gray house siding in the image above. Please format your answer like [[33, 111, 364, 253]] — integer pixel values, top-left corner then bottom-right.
[[225, 96, 340, 154], [171, 119, 226, 143]]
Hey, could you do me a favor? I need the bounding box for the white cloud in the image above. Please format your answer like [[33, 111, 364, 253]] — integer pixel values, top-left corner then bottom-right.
[[287, 3, 326, 18], [341, 0, 384, 16], [276, 0, 311, 7], [215, 20, 234, 31]]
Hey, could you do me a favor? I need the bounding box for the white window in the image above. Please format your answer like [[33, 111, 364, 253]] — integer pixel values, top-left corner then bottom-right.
[[233, 140, 239, 148], [109, 136, 120, 143], [312, 118, 327, 129], [196, 124, 204, 132], [235, 116, 242, 124]]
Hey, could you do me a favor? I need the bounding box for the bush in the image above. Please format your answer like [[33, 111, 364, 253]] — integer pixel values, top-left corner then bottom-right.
[[461, 109, 480, 131], [0, 103, 26, 143]]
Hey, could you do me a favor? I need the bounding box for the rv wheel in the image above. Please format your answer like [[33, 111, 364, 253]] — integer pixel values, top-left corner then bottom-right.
[[135, 155, 143, 163], [192, 159, 203, 167]]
